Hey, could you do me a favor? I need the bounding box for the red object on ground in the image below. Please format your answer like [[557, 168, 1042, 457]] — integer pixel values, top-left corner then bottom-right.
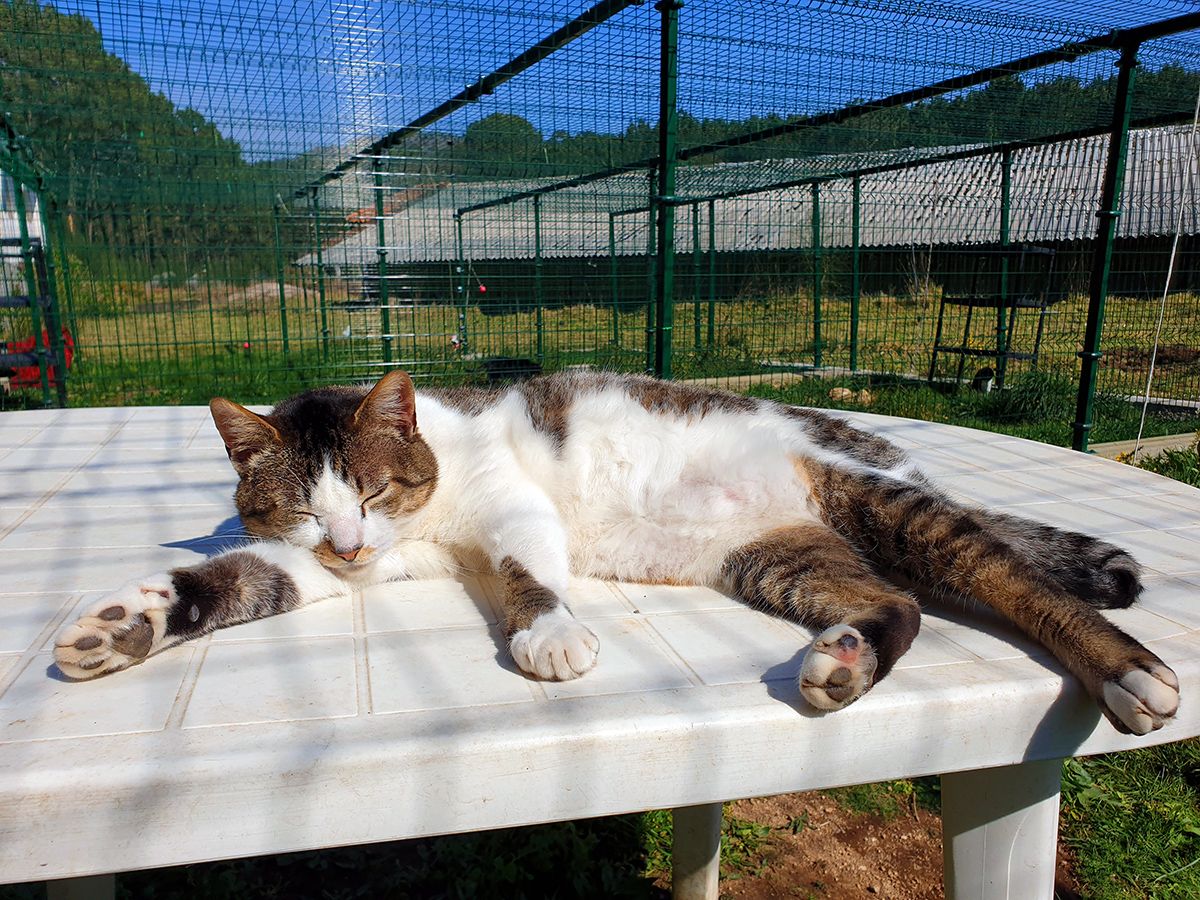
[[2, 328, 74, 388]]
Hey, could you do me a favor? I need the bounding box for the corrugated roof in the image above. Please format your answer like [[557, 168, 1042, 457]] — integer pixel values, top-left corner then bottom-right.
[[301, 126, 1200, 266]]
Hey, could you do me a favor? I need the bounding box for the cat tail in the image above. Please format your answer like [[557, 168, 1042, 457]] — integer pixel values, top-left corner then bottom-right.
[[803, 459, 1141, 609]]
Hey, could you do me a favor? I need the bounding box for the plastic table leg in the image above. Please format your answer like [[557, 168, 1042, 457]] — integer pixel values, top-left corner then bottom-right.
[[942, 757, 1063, 900], [672, 801, 723, 900]]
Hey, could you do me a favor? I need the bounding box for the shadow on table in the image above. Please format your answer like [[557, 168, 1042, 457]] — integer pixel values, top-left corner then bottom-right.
[[761, 650, 828, 718], [161, 514, 248, 555]]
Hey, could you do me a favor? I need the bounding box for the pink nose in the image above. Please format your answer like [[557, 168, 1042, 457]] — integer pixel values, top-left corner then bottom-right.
[[335, 546, 362, 562]]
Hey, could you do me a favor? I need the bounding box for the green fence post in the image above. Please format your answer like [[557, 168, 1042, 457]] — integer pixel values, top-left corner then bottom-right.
[[996, 148, 1012, 388], [1072, 44, 1139, 453], [533, 194, 544, 365], [692, 203, 701, 351], [645, 169, 657, 374], [652, 0, 681, 380], [609, 212, 620, 346], [35, 196, 68, 406], [374, 169, 393, 365], [811, 182, 823, 369], [11, 180, 51, 406], [850, 175, 861, 372], [707, 198, 716, 347], [311, 189, 330, 360], [272, 201, 291, 355]]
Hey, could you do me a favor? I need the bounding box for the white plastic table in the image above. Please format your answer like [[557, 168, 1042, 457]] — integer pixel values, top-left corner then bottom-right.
[[1, 405, 1198, 900]]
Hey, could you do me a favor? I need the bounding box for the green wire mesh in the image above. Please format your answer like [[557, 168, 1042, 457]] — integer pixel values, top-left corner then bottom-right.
[[1, 0, 1199, 446]]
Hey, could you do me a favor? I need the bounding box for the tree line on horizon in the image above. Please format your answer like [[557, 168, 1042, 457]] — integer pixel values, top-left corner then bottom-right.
[[3, 0, 1199, 274]]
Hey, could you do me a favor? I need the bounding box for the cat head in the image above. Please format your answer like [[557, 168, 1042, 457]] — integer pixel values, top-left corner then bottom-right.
[[209, 370, 438, 571]]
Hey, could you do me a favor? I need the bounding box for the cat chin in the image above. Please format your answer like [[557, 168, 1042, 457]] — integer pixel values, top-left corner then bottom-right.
[[315, 555, 380, 581]]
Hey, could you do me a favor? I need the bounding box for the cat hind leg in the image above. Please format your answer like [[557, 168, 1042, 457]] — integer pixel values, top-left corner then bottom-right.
[[798, 624, 877, 710], [722, 524, 921, 711]]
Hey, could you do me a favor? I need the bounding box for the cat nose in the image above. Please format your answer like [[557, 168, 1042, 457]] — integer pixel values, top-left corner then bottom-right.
[[335, 546, 362, 562]]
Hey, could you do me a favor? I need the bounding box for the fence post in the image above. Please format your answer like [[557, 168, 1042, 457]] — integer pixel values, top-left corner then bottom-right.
[[35, 196, 68, 406], [533, 194, 545, 364], [811, 182, 823, 368], [374, 169, 393, 364], [850, 175, 861, 372], [692, 203, 702, 351], [272, 201, 291, 355], [652, 0, 681, 379], [645, 168, 657, 374], [609, 212, 620, 345], [996, 148, 1012, 388], [311, 189, 330, 360], [1072, 44, 1138, 452]]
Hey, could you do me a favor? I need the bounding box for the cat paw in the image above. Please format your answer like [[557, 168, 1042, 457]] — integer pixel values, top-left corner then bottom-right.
[[798, 624, 878, 711], [1100, 662, 1180, 735], [53, 576, 176, 679], [509, 607, 599, 681]]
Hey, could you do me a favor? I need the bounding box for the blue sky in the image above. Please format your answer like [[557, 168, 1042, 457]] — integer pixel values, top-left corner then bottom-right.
[[52, 0, 1200, 161]]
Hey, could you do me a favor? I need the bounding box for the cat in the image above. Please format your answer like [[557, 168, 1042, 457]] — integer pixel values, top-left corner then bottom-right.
[[53, 369, 1180, 735]]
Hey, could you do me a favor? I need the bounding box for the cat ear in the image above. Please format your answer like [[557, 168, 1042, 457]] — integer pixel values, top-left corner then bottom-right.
[[355, 370, 417, 438], [209, 398, 281, 469]]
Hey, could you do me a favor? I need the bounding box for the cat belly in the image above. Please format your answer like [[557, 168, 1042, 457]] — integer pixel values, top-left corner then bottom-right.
[[569, 486, 808, 584], [557, 396, 818, 584]]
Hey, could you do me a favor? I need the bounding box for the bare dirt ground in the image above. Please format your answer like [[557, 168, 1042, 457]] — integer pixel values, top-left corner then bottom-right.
[[718, 793, 944, 900], [656, 791, 1084, 900]]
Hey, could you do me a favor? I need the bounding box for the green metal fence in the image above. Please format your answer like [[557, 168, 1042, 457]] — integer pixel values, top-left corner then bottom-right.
[[2, 0, 1200, 450]]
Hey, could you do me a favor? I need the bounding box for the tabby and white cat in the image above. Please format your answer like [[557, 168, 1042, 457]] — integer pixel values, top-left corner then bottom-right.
[[54, 370, 1180, 735]]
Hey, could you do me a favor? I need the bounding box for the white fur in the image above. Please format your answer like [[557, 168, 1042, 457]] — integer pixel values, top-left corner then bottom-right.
[[509, 606, 599, 680], [1103, 666, 1181, 735], [300, 462, 400, 557]]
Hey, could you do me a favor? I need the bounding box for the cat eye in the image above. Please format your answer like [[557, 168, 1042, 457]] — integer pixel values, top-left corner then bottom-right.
[[360, 486, 389, 511]]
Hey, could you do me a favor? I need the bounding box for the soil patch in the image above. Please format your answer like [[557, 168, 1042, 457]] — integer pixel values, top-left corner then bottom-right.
[[718, 793, 943, 900], [1108, 344, 1200, 371]]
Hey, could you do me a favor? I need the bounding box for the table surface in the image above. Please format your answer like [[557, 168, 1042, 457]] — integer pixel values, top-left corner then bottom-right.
[[1, 405, 1199, 884]]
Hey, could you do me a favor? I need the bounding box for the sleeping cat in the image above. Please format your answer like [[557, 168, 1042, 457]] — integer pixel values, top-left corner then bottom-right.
[[53, 370, 1180, 735]]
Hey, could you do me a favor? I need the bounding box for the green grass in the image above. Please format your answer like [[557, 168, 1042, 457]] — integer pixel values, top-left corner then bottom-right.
[[1126, 436, 1200, 487], [825, 776, 942, 819], [1061, 742, 1200, 899], [751, 370, 1200, 447], [6, 273, 1200, 432]]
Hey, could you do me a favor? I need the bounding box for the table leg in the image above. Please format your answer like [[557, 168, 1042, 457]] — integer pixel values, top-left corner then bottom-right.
[[942, 757, 1063, 900], [672, 801, 723, 900], [45, 874, 116, 900]]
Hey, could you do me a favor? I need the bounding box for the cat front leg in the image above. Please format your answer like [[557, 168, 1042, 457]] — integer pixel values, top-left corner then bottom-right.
[[498, 556, 598, 680], [54, 543, 346, 679], [481, 504, 598, 681]]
